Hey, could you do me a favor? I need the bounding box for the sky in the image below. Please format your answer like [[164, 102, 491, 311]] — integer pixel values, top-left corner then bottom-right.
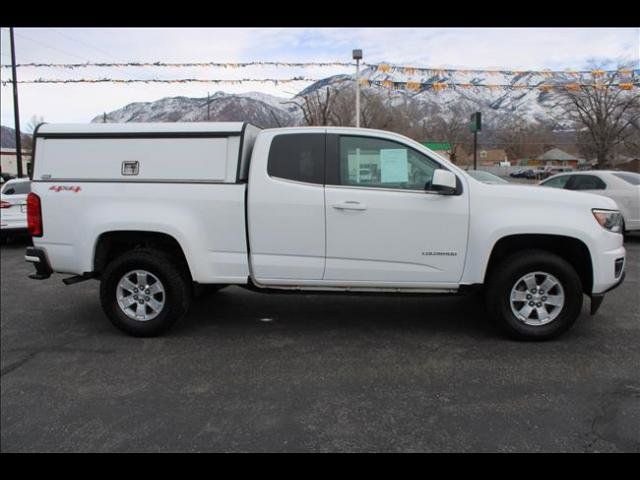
[[1, 27, 638, 130]]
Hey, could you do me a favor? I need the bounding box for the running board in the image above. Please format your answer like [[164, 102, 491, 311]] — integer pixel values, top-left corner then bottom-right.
[[243, 279, 458, 295], [62, 273, 96, 285]]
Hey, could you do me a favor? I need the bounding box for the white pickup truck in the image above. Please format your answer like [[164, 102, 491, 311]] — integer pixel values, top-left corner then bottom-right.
[[25, 122, 626, 340]]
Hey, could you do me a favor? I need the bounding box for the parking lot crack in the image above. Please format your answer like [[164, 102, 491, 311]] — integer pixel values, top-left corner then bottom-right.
[[1, 344, 115, 378]]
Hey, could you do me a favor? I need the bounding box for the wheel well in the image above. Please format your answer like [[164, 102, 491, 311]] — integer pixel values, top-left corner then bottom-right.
[[93, 231, 191, 280], [485, 234, 593, 293]]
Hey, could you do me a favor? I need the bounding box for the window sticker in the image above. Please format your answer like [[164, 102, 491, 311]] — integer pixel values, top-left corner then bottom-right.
[[380, 149, 408, 183]]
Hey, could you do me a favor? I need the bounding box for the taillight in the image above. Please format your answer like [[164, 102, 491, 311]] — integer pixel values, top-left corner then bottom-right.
[[0, 200, 10, 209], [27, 193, 43, 237]]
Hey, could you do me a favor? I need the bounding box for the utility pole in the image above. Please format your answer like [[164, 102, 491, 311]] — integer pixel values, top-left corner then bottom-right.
[[473, 130, 478, 170], [103, 112, 107, 123], [9, 27, 23, 178], [352, 49, 362, 128], [470, 112, 481, 170]]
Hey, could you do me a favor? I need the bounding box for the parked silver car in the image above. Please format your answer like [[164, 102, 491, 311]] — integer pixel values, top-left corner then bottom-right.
[[540, 170, 640, 232], [1, 178, 31, 243]]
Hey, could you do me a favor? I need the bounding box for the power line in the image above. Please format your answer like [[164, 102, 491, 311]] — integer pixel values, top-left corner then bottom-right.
[[13, 31, 91, 62], [45, 28, 158, 81]]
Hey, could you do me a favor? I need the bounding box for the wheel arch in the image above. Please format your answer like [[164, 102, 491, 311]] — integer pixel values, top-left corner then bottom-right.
[[484, 234, 593, 294], [93, 230, 193, 281]]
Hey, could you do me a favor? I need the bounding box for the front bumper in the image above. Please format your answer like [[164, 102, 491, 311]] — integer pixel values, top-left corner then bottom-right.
[[590, 270, 625, 315], [25, 246, 53, 279]]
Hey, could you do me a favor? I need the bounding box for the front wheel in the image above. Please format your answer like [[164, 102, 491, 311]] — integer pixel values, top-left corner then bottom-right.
[[485, 250, 583, 340], [100, 248, 192, 337]]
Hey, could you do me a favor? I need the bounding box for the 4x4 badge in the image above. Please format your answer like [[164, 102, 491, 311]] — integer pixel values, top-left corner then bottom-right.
[[49, 185, 81, 192]]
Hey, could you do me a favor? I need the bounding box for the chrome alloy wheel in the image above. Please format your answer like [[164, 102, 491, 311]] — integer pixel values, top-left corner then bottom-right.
[[116, 270, 165, 321], [509, 271, 565, 326]]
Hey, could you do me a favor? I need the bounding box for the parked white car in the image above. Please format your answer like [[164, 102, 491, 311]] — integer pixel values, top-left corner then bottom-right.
[[24, 123, 626, 340], [540, 171, 640, 232], [1, 178, 31, 243]]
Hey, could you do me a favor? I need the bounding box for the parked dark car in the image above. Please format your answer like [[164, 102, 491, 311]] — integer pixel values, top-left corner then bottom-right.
[[510, 169, 530, 178]]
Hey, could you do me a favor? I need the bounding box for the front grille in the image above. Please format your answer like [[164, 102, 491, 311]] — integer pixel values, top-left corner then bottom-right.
[[615, 257, 624, 278]]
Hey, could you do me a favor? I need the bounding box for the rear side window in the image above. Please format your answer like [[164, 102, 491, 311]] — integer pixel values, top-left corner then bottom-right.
[[1, 181, 30, 195], [568, 175, 606, 190], [542, 175, 571, 189], [613, 172, 640, 185], [267, 133, 325, 184]]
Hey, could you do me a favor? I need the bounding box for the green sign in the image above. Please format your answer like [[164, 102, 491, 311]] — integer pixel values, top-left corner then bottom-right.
[[470, 112, 482, 132], [422, 142, 451, 151]]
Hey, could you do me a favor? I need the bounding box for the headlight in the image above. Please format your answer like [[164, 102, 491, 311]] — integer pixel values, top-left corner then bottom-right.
[[592, 209, 623, 233]]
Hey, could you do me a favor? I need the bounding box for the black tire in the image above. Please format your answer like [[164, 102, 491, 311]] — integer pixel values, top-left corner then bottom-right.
[[99, 248, 192, 337], [485, 249, 583, 341]]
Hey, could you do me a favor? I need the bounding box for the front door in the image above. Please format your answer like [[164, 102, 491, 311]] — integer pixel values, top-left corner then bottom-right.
[[323, 134, 469, 286]]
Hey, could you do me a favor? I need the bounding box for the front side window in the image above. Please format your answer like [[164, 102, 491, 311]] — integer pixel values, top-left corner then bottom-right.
[[568, 175, 606, 190], [338, 136, 440, 190], [267, 133, 325, 184], [541, 175, 571, 189]]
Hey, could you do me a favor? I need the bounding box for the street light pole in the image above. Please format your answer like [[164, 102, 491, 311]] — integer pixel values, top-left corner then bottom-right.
[[9, 27, 23, 178], [352, 49, 362, 128]]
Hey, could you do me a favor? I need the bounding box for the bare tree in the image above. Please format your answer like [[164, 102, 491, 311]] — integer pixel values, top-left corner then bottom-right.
[[554, 69, 640, 167], [21, 115, 45, 150], [493, 114, 558, 161], [286, 88, 335, 126], [429, 102, 475, 164]]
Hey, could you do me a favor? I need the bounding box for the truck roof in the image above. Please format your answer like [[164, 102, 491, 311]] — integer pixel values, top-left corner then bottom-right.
[[36, 122, 256, 136]]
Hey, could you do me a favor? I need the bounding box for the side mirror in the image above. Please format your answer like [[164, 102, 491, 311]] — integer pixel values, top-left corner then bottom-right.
[[429, 169, 457, 194]]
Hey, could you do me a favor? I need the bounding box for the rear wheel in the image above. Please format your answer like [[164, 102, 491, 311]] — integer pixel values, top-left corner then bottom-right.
[[485, 250, 583, 340], [100, 248, 191, 337]]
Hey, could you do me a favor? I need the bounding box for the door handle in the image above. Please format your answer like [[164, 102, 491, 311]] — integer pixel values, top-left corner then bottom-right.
[[332, 201, 367, 211]]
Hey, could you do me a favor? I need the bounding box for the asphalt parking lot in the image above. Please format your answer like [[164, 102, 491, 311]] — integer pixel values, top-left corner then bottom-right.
[[1, 236, 639, 452]]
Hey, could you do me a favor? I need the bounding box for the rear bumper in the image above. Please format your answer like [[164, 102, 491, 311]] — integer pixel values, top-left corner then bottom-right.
[[1, 215, 27, 231], [25, 246, 53, 279], [624, 219, 640, 232], [1, 227, 28, 236]]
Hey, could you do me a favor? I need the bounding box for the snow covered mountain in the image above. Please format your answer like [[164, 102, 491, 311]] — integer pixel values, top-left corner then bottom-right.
[[93, 92, 299, 127], [94, 65, 618, 127]]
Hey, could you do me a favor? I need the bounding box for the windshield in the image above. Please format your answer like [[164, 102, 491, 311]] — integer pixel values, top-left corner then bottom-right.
[[613, 172, 640, 185]]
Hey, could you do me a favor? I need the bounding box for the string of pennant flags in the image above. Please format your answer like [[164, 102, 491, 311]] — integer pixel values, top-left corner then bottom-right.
[[0, 77, 319, 86], [370, 64, 638, 78], [0, 61, 356, 69], [1, 77, 638, 91], [1, 61, 637, 79], [362, 78, 640, 92]]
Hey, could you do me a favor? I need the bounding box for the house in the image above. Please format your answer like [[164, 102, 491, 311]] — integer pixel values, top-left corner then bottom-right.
[[535, 148, 582, 168], [613, 157, 639, 173], [0, 148, 32, 177], [462, 148, 508, 166]]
